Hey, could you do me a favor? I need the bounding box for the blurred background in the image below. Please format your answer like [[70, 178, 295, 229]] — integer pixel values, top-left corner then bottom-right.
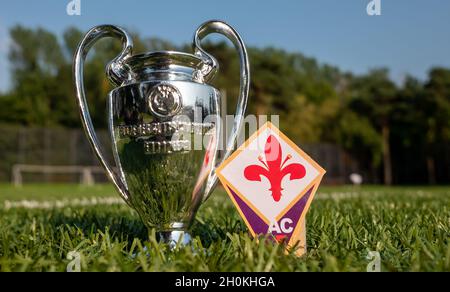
[[0, 0, 449, 186]]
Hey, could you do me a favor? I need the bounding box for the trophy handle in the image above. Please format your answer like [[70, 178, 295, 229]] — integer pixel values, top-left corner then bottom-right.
[[194, 20, 250, 200], [73, 25, 133, 203]]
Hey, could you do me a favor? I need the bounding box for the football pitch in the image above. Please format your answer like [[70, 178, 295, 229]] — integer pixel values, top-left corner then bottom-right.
[[0, 184, 449, 272]]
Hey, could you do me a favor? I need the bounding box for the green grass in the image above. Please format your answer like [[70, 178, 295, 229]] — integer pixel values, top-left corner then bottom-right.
[[0, 184, 449, 272]]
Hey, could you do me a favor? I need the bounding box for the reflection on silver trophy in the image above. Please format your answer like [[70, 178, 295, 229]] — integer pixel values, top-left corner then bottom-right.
[[73, 20, 250, 244]]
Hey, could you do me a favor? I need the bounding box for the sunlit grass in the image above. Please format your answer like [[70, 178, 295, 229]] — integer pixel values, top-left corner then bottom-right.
[[0, 184, 449, 271]]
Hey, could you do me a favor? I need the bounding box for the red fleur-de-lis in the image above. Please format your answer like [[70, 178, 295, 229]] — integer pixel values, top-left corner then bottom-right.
[[244, 135, 306, 202]]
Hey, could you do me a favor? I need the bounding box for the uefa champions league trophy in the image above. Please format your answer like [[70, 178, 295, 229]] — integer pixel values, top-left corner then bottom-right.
[[73, 20, 249, 244]]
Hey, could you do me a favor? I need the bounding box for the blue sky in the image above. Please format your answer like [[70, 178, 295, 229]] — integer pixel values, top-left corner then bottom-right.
[[0, 0, 450, 92]]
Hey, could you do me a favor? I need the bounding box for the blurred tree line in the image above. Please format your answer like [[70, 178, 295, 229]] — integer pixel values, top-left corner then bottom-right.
[[0, 25, 449, 185]]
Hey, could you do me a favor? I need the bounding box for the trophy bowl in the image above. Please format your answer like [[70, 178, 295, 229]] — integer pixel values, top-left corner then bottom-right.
[[73, 21, 249, 244]]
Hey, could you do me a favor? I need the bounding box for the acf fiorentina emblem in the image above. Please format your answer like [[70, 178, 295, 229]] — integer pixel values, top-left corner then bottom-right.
[[216, 122, 325, 256]]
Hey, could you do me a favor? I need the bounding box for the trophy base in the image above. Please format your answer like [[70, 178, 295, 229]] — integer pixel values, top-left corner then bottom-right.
[[131, 230, 192, 259], [158, 230, 192, 248]]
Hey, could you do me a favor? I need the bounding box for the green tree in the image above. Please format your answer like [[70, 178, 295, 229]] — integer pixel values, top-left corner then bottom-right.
[[349, 69, 398, 185], [422, 68, 450, 183], [7, 26, 65, 126]]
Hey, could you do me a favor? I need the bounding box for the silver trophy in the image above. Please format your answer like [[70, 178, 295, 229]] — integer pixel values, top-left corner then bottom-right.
[[74, 20, 249, 244]]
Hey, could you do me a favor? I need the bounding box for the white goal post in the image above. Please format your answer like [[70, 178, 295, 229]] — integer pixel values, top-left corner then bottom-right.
[[11, 164, 106, 186]]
